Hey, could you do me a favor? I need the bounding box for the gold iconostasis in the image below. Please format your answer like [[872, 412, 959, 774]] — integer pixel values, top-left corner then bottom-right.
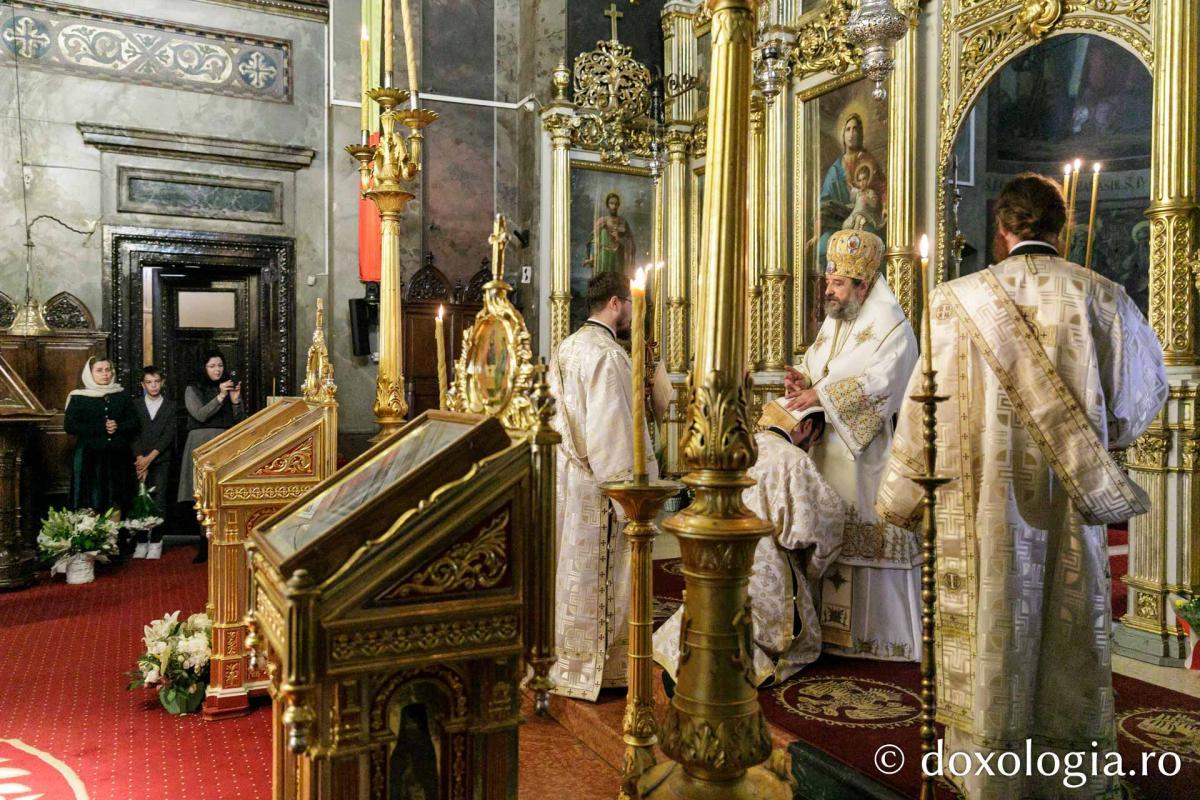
[[537, 0, 1200, 669]]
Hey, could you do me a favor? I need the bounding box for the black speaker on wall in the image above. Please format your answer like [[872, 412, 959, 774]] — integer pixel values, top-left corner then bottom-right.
[[349, 298, 373, 356]]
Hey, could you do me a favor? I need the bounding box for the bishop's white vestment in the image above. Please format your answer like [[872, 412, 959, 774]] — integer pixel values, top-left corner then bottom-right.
[[653, 429, 846, 685], [794, 277, 921, 660], [548, 321, 656, 700], [877, 252, 1167, 799]]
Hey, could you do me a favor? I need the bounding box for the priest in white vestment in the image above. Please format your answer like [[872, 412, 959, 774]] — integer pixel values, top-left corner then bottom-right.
[[548, 271, 656, 700], [782, 229, 921, 661], [654, 401, 846, 686], [877, 174, 1167, 799]]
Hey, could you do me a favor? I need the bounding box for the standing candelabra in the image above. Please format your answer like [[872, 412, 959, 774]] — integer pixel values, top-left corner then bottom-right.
[[346, 88, 438, 440]]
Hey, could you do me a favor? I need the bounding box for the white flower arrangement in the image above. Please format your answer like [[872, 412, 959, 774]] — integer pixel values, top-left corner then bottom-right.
[[37, 507, 120, 577], [123, 482, 163, 532], [129, 610, 213, 715]]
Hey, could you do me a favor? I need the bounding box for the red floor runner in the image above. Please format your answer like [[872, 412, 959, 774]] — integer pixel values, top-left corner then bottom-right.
[[761, 655, 1200, 799], [1111, 525, 1129, 621], [0, 548, 271, 800]]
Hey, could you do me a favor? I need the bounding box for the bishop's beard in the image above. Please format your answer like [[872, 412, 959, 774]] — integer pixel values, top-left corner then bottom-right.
[[825, 294, 863, 321]]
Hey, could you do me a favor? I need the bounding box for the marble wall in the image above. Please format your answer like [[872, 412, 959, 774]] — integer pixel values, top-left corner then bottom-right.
[[0, 0, 571, 445]]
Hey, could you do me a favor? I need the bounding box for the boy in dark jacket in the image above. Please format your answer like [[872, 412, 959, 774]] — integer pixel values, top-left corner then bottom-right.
[[131, 366, 177, 559]]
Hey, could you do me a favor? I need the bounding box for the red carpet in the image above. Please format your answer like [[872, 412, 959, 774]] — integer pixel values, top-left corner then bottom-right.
[[0, 548, 271, 800], [761, 655, 1200, 799], [1111, 525, 1129, 621]]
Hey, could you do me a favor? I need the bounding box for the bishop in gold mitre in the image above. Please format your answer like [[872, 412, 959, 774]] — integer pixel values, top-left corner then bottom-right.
[[781, 229, 922, 662]]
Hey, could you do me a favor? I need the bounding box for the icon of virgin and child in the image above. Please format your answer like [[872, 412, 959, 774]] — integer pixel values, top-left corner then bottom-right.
[[818, 112, 887, 268]]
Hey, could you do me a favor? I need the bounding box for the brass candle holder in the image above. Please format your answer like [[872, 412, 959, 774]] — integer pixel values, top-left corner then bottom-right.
[[345, 87, 439, 440], [600, 476, 683, 799]]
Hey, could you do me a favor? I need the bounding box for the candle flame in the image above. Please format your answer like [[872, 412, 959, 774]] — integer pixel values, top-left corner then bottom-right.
[[1093, 162, 1102, 173], [1073, 158, 1082, 172], [919, 234, 929, 260], [361, 24, 369, 41], [437, 304, 443, 320], [1064, 164, 1072, 176], [633, 267, 646, 290]]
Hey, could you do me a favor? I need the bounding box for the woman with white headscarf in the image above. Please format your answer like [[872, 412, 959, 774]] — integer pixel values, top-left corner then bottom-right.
[[64, 357, 139, 515]]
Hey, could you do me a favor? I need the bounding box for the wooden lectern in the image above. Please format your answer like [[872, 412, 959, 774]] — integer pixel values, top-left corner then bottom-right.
[[0, 355, 53, 588], [193, 302, 338, 718], [245, 218, 558, 800]]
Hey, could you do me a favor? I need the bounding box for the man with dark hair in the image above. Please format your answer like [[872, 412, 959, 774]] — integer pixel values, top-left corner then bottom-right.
[[547, 271, 653, 700], [878, 172, 1167, 799], [131, 365, 177, 559], [655, 400, 846, 686]]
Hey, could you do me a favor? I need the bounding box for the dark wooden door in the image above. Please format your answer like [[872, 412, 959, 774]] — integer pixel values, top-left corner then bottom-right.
[[154, 271, 260, 439]]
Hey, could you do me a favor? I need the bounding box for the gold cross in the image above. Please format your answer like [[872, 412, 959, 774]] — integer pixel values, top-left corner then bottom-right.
[[489, 214, 508, 281], [604, 3, 623, 42]]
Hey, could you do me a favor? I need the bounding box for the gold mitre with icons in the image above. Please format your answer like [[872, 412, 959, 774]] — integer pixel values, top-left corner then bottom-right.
[[826, 229, 884, 283], [757, 398, 824, 432]]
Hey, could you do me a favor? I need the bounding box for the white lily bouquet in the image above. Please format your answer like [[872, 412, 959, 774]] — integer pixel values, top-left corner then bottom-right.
[[122, 482, 164, 532], [128, 610, 213, 715], [37, 507, 120, 584]]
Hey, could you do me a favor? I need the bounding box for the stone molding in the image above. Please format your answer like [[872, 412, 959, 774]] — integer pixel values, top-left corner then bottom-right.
[[78, 122, 315, 172]]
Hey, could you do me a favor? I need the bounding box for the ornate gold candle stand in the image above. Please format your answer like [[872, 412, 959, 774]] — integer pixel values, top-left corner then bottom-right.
[[346, 88, 439, 440], [909, 362, 951, 800], [601, 477, 683, 799]]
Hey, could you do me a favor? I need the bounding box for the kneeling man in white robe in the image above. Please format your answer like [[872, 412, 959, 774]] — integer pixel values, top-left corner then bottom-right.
[[654, 401, 847, 686]]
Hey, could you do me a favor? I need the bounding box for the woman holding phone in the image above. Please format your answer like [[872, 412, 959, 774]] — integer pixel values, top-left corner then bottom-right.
[[178, 350, 245, 561]]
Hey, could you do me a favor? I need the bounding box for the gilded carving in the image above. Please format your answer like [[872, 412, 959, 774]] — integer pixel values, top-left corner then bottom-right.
[[370, 665, 468, 733], [447, 216, 540, 431], [376, 509, 509, 601], [330, 614, 519, 663], [790, 0, 860, 79], [681, 370, 757, 472], [1014, 0, 1062, 38], [762, 275, 788, 370], [300, 298, 337, 403], [254, 592, 285, 647], [679, 538, 757, 575], [222, 483, 309, 502], [253, 437, 315, 476], [1136, 591, 1159, 620], [1127, 431, 1170, 470], [373, 375, 407, 420], [568, 39, 653, 164], [659, 708, 773, 773]]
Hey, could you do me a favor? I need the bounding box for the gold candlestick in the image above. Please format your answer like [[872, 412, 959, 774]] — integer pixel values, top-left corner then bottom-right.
[[435, 304, 448, 410], [345, 88, 437, 440], [649, 1, 795, 798], [1085, 162, 1102, 270], [631, 266, 647, 481], [600, 477, 682, 800]]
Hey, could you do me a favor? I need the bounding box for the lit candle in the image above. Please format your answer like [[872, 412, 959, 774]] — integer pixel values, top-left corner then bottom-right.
[[435, 305, 447, 410], [383, 0, 394, 84], [400, 0, 419, 103], [1066, 158, 1082, 257], [631, 267, 647, 481], [1085, 162, 1102, 270], [1062, 163, 1071, 194], [360, 24, 370, 133], [919, 235, 932, 375]]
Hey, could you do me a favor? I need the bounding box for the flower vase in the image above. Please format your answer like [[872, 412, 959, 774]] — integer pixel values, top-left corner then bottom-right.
[[1179, 618, 1200, 670], [64, 554, 96, 585]]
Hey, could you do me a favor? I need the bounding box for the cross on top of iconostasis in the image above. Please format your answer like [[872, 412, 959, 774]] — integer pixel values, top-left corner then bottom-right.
[[604, 3, 623, 42]]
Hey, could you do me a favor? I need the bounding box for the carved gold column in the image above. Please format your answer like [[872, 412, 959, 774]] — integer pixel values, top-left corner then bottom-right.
[[1115, 0, 1200, 666], [1147, 0, 1198, 365], [665, 129, 691, 373], [761, 67, 789, 371], [649, 1, 793, 797], [885, 4, 918, 321], [747, 96, 765, 371], [544, 64, 574, 351]]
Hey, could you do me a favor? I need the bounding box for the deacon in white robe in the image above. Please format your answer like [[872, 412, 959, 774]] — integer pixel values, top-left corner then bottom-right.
[[877, 174, 1167, 800], [548, 272, 656, 701], [782, 229, 921, 661], [654, 402, 846, 685]]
